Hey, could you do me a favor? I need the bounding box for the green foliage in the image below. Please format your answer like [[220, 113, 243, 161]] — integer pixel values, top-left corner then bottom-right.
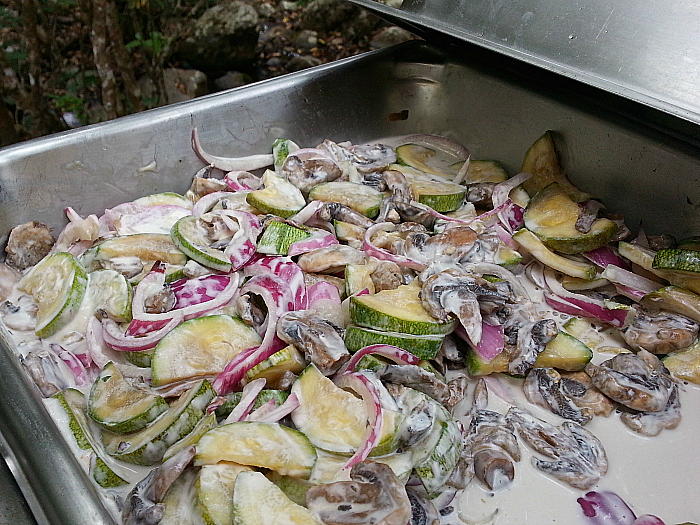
[[0, 6, 20, 27], [125, 32, 170, 57], [40, 0, 78, 14]]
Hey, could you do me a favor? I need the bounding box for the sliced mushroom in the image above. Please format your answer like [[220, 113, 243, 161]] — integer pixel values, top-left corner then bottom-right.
[[394, 393, 438, 448], [406, 487, 440, 525], [349, 143, 397, 174], [306, 461, 411, 525], [282, 154, 342, 194], [463, 408, 521, 491], [375, 364, 450, 406], [620, 380, 681, 436], [575, 200, 604, 234], [187, 175, 228, 201], [122, 446, 195, 525], [276, 310, 349, 375], [20, 352, 66, 397], [524, 367, 593, 425], [143, 287, 176, 314], [584, 350, 674, 412], [507, 319, 558, 376], [371, 260, 404, 292], [235, 293, 267, 331], [621, 309, 699, 354], [0, 263, 21, 302], [465, 182, 496, 208], [297, 245, 367, 274], [559, 371, 614, 417], [381, 170, 412, 203], [5, 221, 55, 271], [1, 295, 38, 331], [393, 202, 436, 230], [507, 407, 607, 490], [421, 269, 511, 346], [317, 202, 374, 228], [405, 227, 478, 265]]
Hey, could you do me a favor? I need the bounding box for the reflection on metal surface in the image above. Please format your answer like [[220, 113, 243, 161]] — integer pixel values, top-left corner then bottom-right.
[[349, 0, 700, 125]]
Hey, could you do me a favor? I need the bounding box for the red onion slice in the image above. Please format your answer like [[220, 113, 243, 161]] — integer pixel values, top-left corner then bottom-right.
[[288, 229, 339, 257], [192, 128, 273, 172], [192, 191, 236, 217], [601, 265, 662, 298], [171, 274, 231, 309], [363, 223, 427, 271], [244, 256, 307, 310], [333, 372, 384, 471], [335, 344, 420, 376], [577, 491, 638, 525], [102, 315, 183, 351], [306, 281, 342, 307], [224, 171, 260, 191], [456, 321, 504, 361], [492, 172, 531, 233], [51, 344, 89, 386], [288, 200, 326, 224], [583, 246, 630, 270], [248, 393, 300, 423], [222, 378, 266, 423]]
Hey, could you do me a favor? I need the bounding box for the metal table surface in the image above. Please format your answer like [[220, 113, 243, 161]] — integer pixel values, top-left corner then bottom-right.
[[0, 455, 37, 525]]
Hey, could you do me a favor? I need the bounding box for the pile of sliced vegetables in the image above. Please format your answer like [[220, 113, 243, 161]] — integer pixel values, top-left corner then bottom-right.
[[1, 129, 698, 525]]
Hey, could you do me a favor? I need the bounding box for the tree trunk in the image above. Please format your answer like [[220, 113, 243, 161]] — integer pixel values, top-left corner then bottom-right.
[[19, 0, 49, 137], [91, 0, 121, 120], [105, 0, 144, 113]]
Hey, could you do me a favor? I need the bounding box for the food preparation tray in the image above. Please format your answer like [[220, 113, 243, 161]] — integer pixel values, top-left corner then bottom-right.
[[2, 35, 700, 525]]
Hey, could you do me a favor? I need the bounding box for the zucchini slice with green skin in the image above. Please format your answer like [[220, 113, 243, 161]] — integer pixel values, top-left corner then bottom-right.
[[395, 143, 465, 179], [308, 181, 384, 218], [618, 241, 700, 295], [88, 362, 168, 434], [533, 331, 593, 371], [344, 262, 375, 295], [80, 233, 188, 271], [134, 192, 193, 209], [232, 471, 325, 525], [17, 252, 88, 338], [162, 412, 218, 462], [290, 364, 403, 457], [265, 471, 318, 507], [512, 228, 597, 280], [106, 380, 215, 465], [246, 170, 306, 218], [653, 248, 700, 274], [466, 349, 509, 376], [85, 269, 133, 323], [257, 220, 311, 255], [159, 470, 199, 525], [458, 159, 508, 183], [334, 220, 366, 246], [309, 448, 414, 484], [272, 138, 300, 171], [151, 315, 261, 387], [215, 389, 290, 419], [196, 463, 252, 525], [171, 215, 232, 272], [54, 388, 129, 488], [663, 339, 700, 384], [524, 183, 617, 254], [391, 164, 466, 212], [344, 325, 444, 360], [521, 131, 590, 202], [244, 344, 306, 385], [195, 422, 318, 478], [640, 285, 700, 323], [349, 282, 457, 336]]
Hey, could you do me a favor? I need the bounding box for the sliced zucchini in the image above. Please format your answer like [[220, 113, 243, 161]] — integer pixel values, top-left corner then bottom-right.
[[215, 389, 290, 419], [162, 412, 217, 462], [54, 388, 129, 488], [85, 269, 133, 323], [246, 170, 306, 218], [151, 315, 261, 387], [524, 183, 617, 254], [134, 192, 193, 209], [88, 362, 168, 434], [350, 282, 457, 336], [663, 340, 700, 384], [494, 243, 523, 268], [512, 228, 597, 280], [17, 252, 88, 338], [334, 220, 366, 246], [195, 422, 317, 478], [521, 131, 590, 202], [466, 349, 509, 376], [106, 380, 215, 465], [171, 215, 231, 272], [309, 448, 414, 484], [561, 275, 610, 291], [533, 331, 593, 371], [159, 470, 199, 525], [459, 159, 508, 184], [196, 462, 252, 525], [265, 471, 317, 507], [344, 262, 375, 296], [290, 364, 402, 457], [232, 471, 324, 524], [392, 164, 466, 212], [353, 353, 392, 373], [640, 285, 700, 324], [309, 181, 384, 218], [272, 138, 300, 171], [80, 233, 188, 270], [344, 325, 444, 360], [257, 220, 311, 255], [123, 348, 154, 368], [395, 143, 465, 179], [562, 317, 604, 348], [618, 241, 700, 295], [653, 248, 700, 274], [244, 344, 306, 386]]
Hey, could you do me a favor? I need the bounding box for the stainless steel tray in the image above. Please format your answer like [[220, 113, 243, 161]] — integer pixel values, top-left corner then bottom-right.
[[2, 40, 700, 525]]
